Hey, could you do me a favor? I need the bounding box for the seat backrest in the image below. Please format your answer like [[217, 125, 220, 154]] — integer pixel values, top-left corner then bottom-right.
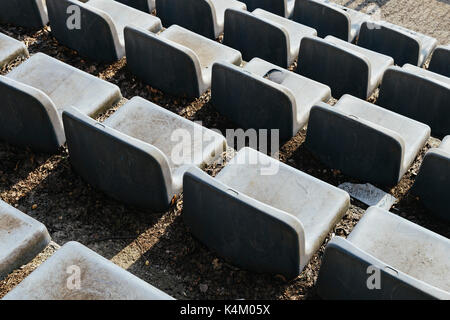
[[0, 76, 64, 153], [155, 0, 215, 38], [46, 0, 121, 62], [62, 106, 174, 211], [358, 22, 421, 66], [293, 0, 350, 41], [239, 0, 286, 17], [297, 37, 370, 99], [223, 9, 289, 67], [183, 166, 305, 279], [0, 0, 48, 28], [428, 46, 450, 78], [211, 62, 296, 140], [124, 26, 201, 97], [115, 0, 154, 12]]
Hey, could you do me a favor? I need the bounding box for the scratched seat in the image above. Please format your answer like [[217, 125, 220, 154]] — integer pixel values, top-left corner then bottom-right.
[[3, 241, 174, 300], [0, 0, 48, 28], [211, 57, 331, 140], [239, 0, 295, 18], [63, 96, 227, 211], [0, 53, 121, 153], [428, 45, 450, 78], [0, 200, 51, 280], [156, 0, 246, 39], [223, 8, 316, 67], [357, 21, 437, 67], [293, 0, 368, 42], [411, 136, 450, 222], [0, 32, 29, 68], [125, 25, 242, 97], [317, 207, 450, 300], [297, 36, 394, 99], [306, 95, 430, 186], [116, 0, 155, 12], [183, 147, 350, 279], [378, 64, 450, 138], [46, 0, 162, 62]]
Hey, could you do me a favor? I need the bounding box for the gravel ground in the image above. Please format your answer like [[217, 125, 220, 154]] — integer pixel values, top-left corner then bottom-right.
[[0, 0, 449, 300]]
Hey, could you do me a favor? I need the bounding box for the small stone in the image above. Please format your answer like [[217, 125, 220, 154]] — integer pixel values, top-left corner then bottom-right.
[[31, 204, 37, 210], [199, 284, 208, 293]]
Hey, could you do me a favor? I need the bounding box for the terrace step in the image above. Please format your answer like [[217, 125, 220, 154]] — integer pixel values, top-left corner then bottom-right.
[[211, 57, 331, 140], [412, 136, 450, 222], [124, 24, 242, 97], [62, 96, 227, 211], [239, 0, 295, 18], [305, 95, 430, 186], [317, 207, 450, 300], [293, 0, 368, 42], [428, 45, 450, 78], [377, 64, 450, 138], [223, 8, 316, 67], [0, 52, 122, 153], [183, 147, 350, 279], [2, 241, 174, 300], [0, 32, 29, 68], [0, 200, 51, 280], [156, 0, 246, 39], [297, 35, 394, 99], [46, 0, 162, 62], [357, 20, 437, 67], [0, 0, 48, 28]]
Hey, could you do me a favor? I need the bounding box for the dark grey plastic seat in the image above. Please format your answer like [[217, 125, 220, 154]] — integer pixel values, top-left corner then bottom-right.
[[211, 58, 331, 140], [46, 0, 162, 62], [116, 0, 155, 12], [293, 0, 368, 42], [63, 96, 227, 211], [306, 95, 430, 186], [183, 147, 350, 279], [125, 25, 242, 97], [357, 21, 437, 67], [0, 0, 48, 28], [0, 32, 29, 68], [428, 45, 450, 78], [0, 53, 122, 153], [378, 64, 450, 138], [3, 241, 174, 300], [0, 200, 50, 280], [297, 36, 393, 99], [411, 136, 450, 222], [317, 207, 450, 300], [239, 0, 295, 18], [223, 8, 316, 67], [156, 0, 246, 39]]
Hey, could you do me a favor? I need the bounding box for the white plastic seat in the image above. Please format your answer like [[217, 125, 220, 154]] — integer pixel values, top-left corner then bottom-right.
[[0, 32, 29, 67]]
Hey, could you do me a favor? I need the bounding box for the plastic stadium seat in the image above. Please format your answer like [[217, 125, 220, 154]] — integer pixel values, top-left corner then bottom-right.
[[428, 45, 450, 78], [3, 241, 174, 300], [223, 8, 316, 67], [306, 95, 430, 186], [183, 147, 350, 279], [124, 25, 242, 97], [116, 0, 155, 13], [357, 21, 437, 67], [46, 0, 162, 61], [63, 96, 227, 211], [378, 64, 450, 138], [0, 200, 51, 280], [239, 0, 295, 18], [293, 0, 368, 42], [0, 53, 121, 153], [0, 0, 48, 28], [297, 36, 393, 99], [317, 207, 450, 299], [411, 136, 450, 222], [156, 0, 246, 39], [211, 58, 331, 140], [0, 32, 29, 68]]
